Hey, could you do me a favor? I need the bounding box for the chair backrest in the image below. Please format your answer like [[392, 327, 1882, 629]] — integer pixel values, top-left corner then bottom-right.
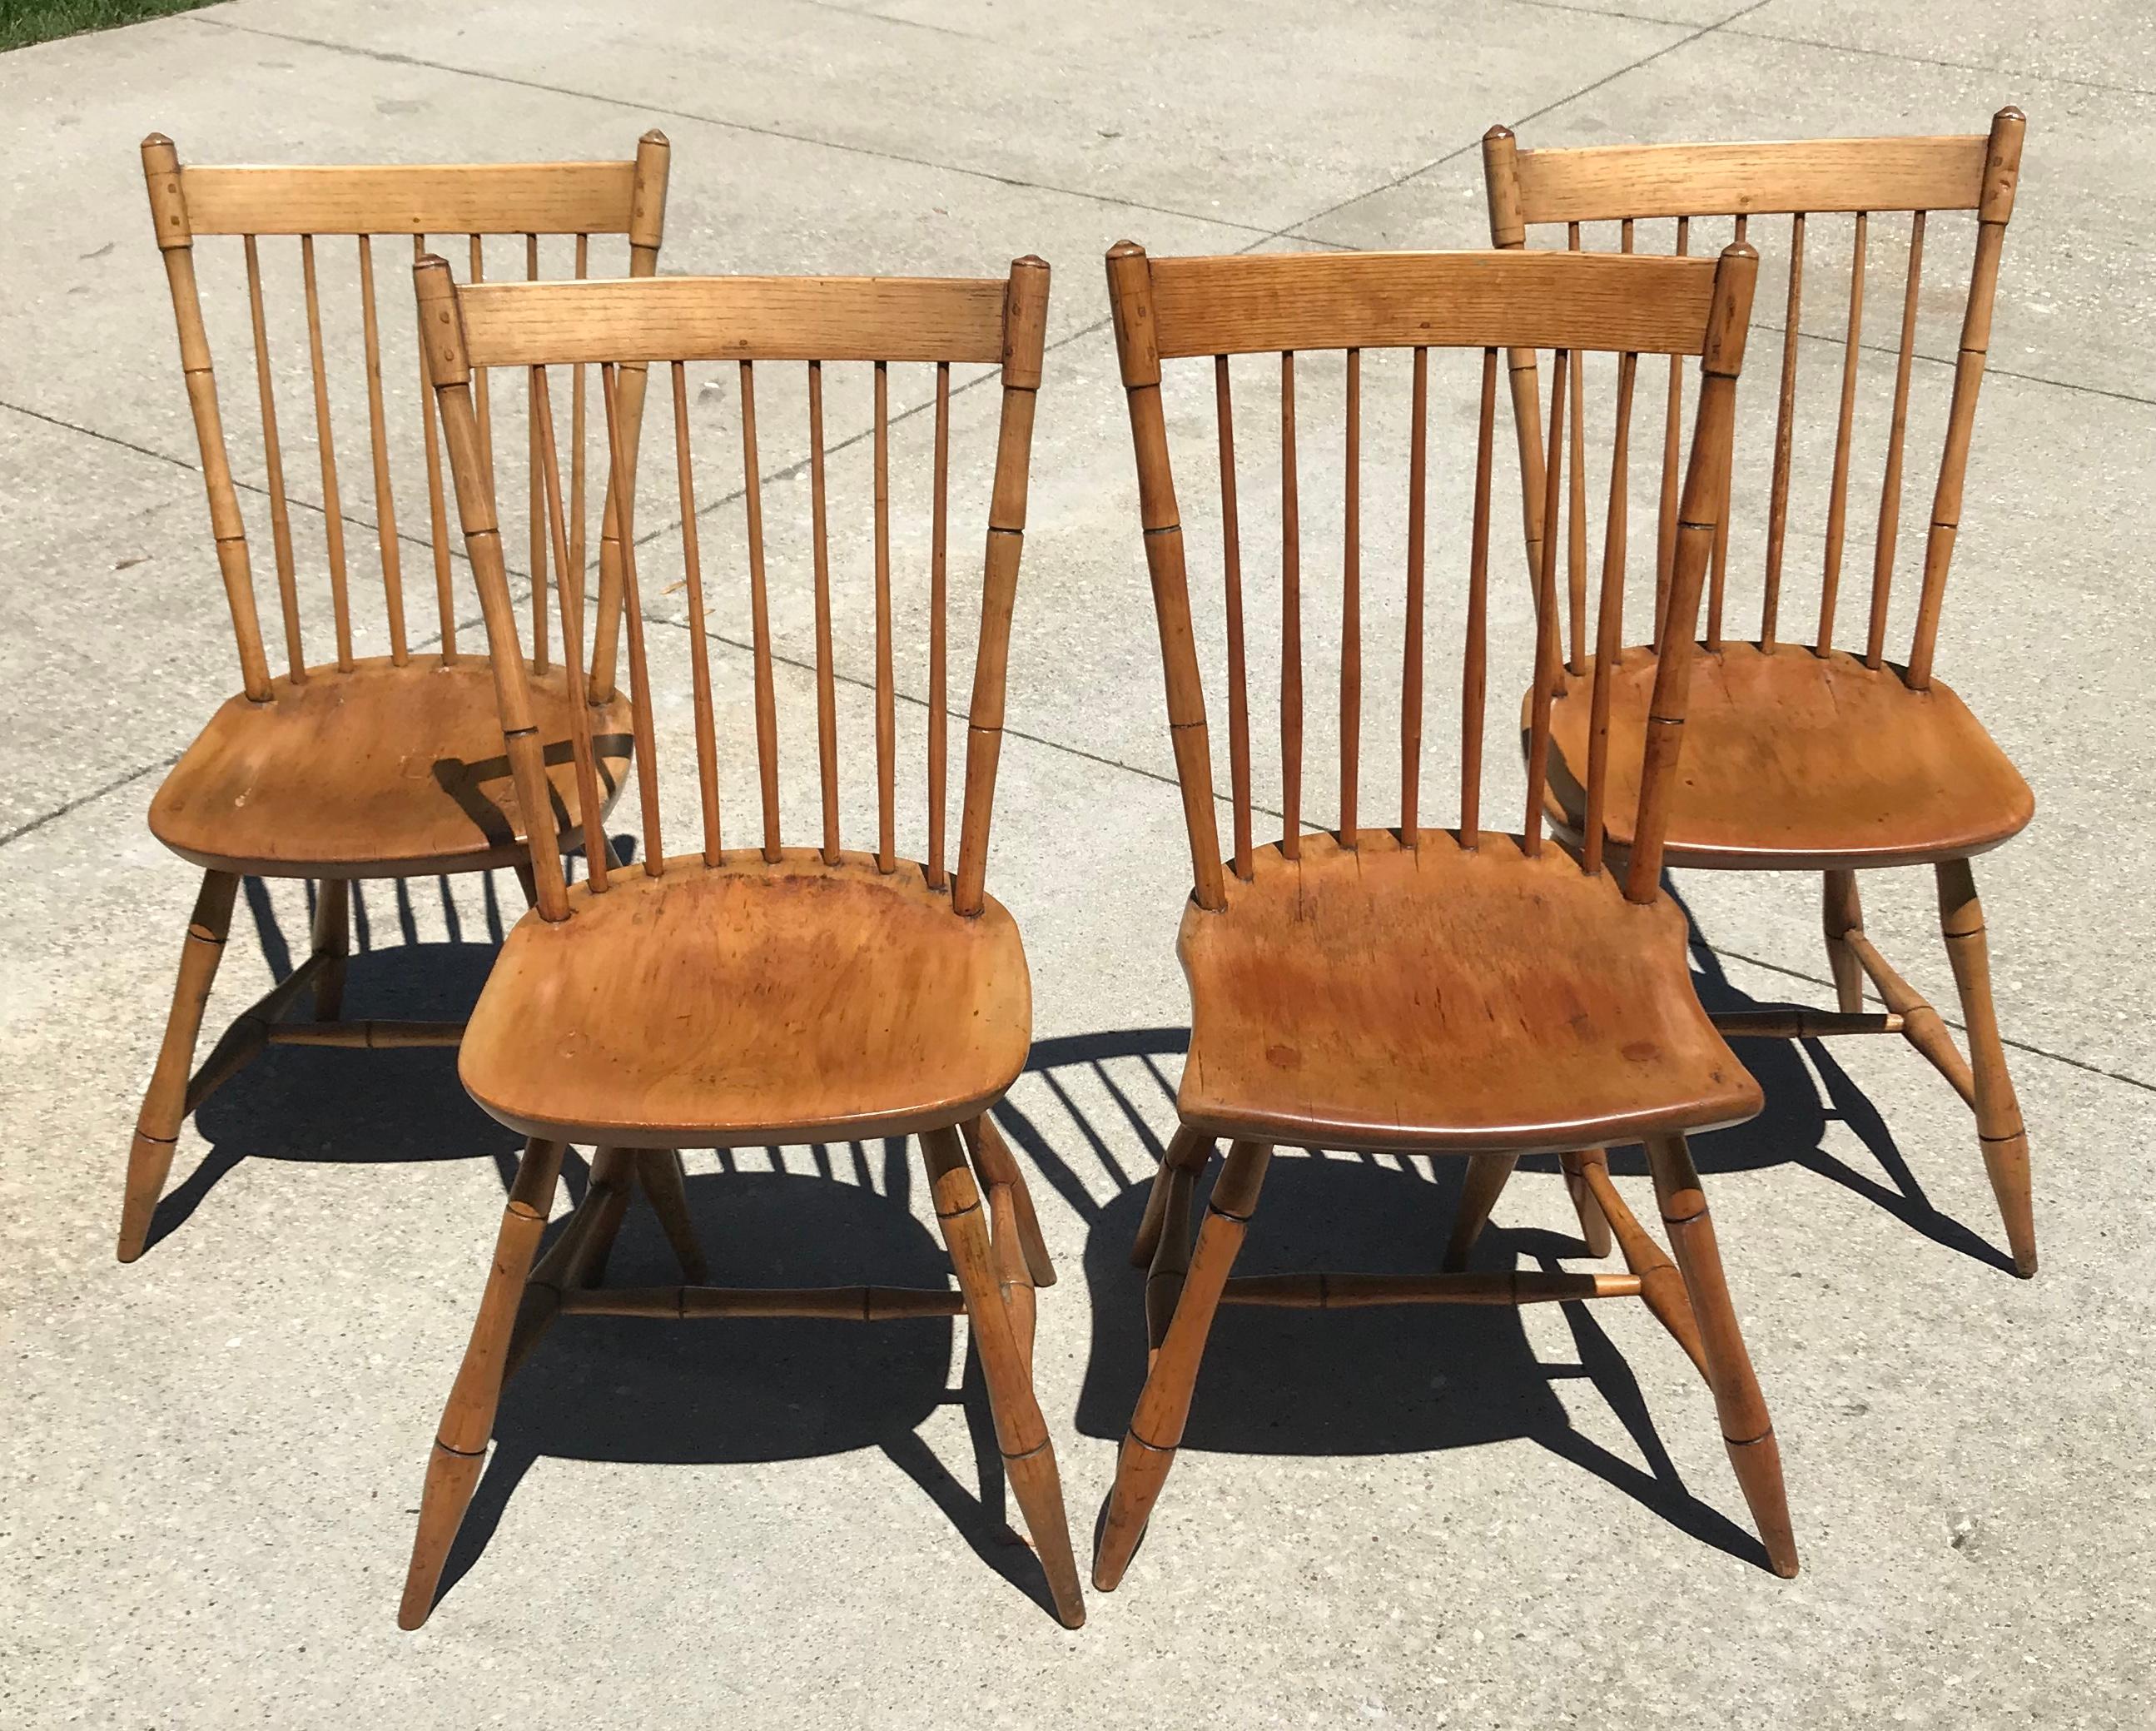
[[141, 132, 671, 703], [415, 257, 1051, 923], [1483, 109, 2024, 689], [1105, 242, 1757, 911]]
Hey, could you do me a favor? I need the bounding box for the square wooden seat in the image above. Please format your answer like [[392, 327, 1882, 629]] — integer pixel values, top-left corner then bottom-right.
[[459, 851, 1031, 1147], [1178, 828, 1761, 1156], [151, 655, 633, 878], [1542, 643, 2033, 870]]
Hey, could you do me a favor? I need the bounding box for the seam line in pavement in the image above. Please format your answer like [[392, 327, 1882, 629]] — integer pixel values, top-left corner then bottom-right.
[[182, 14, 1284, 242], [1721, 22, 2156, 99]]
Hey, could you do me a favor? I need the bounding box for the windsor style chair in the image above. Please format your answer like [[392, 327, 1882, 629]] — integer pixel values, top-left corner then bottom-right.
[[395, 254, 1085, 1629], [1099, 239, 1800, 1590], [1482, 109, 2038, 1276], [122, 133, 669, 1264]]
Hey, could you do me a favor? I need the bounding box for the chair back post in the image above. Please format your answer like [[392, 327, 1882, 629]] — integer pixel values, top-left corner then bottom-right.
[[1106, 241, 1228, 913], [141, 134, 275, 703], [952, 256, 1051, 917], [1625, 241, 1758, 903], [415, 255, 572, 920], [1481, 124, 1549, 600], [1907, 105, 2024, 689]]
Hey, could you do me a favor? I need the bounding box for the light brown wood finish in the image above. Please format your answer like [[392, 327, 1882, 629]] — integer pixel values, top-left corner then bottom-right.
[[1486, 111, 2038, 1276], [1100, 237, 1791, 1590], [403, 256, 1081, 1625], [122, 135, 670, 1263]]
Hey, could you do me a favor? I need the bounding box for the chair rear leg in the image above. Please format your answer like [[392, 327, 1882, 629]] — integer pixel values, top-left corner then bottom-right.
[[1129, 1123, 1215, 1267], [1095, 1139, 1271, 1592], [1560, 1149, 1615, 1257], [399, 1137, 567, 1629], [1823, 870, 1865, 1014], [310, 878, 350, 1020], [1443, 1152, 1519, 1271], [1936, 859, 2036, 1277], [920, 1128, 1085, 1628], [1644, 1132, 1798, 1578], [962, 1115, 1057, 1287], [119, 869, 240, 1262], [636, 1149, 708, 1283]]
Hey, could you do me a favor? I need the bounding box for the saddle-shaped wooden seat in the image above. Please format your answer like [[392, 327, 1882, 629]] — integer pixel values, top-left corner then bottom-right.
[[1179, 829, 1761, 1155], [1542, 643, 2032, 870], [459, 851, 1031, 1147], [151, 655, 633, 878]]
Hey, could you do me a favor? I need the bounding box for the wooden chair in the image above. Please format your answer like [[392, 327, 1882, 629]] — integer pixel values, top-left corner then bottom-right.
[[1098, 238, 1799, 1589], [122, 133, 670, 1263], [395, 254, 1085, 1628], [1483, 110, 2038, 1276]]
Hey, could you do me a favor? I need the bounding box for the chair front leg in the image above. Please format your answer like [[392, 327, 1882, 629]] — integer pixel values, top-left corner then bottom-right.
[[310, 878, 350, 1020], [1936, 858, 2036, 1277]]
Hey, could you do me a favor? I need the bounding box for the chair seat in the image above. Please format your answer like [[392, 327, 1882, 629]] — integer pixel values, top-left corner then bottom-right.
[[458, 850, 1032, 1147], [1541, 641, 2034, 870], [1176, 829, 1760, 1156], [148, 654, 633, 878]]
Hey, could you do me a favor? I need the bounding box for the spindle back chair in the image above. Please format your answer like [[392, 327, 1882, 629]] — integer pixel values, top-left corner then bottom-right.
[[1483, 111, 2039, 1277], [1097, 239, 1800, 1593], [395, 256, 1084, 1629], [119, 134, 671, 1265]]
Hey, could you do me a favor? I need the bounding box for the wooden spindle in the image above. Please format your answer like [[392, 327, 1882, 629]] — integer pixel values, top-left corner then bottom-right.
[[738, 359, 782, 863], [1654, 215, 1690, 651], [1280, 350, 1302, 860], [1400, 345, 1428, 843], [142, 136, 272, 701], [1339, 346, 1360, 847], [1523, 348, 1567, 858], [570, 234, 589, 618], [1215, 356, 1252, 878], [413, 256, 566, 918], [524, 233, 548, 674], [1105, 243, 1224, 911], [531, 366, 609, 890], [1582, 351, 1639, 876], [926, 361, 951, 888], [874, 360, 897, 873], [601, 363, 665, 878], [1910, 108, 2024, 689], [1706, 217, 1746, 649], [672, 362, 722, 863], [355, 235, 407, 664], [1564, 223, 1587, 674], [300, 234, 355, 670], [1461, 349, 1497, 848], [1628, 244, 1758, 904], [808, 361, 842, 866], [954, 256, 1051, 917], [242, 234, 305, 679], [468, 234, 494, 481], [1761, 211, 1805, 649], [412, 235, 455, 661], [1816, 211, 1868, 654], [1866, 211, 1927, 669]]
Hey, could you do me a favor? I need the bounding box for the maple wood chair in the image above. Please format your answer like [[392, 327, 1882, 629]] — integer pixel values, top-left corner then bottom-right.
[[123, 134, 671, 1261], [1098, 238, 1798, 1590], [1483, 110, 2038, 1276], [395, 254, 1084, 1628]]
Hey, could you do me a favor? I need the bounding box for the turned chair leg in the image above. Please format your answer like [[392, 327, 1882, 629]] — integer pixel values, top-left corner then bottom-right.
[[399, 1137, 568, 1629], [1443, 1152, 1519, 1271], [962, 1115, 1056, 1288], [310, 878, 350, 1020], [119, 869, 240, 1262], [1643, 1133, 1798, 1578], [1130, 1123, 1215, 1268], [576, 1147, 637, 1289], [636, 1149, 708, 1283], [1560, 1149, 1615, 1257], [919, 1128, 1085, 1628], [1936, 859, 2036, 1277], [1822, 869, 1865, 1014], [1095, 1139, 1271, 1593]]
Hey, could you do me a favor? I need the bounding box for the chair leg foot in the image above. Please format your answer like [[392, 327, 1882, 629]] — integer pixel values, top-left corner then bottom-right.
[[1936, 860, 2036, 1277], [397, 1137, 566, 1629], [120, 870, 239, 1262], [1095, 1140, 1269, 1592], [1645, 1132, 1798, 1578], [1443, 1152, 1518, 1271]]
